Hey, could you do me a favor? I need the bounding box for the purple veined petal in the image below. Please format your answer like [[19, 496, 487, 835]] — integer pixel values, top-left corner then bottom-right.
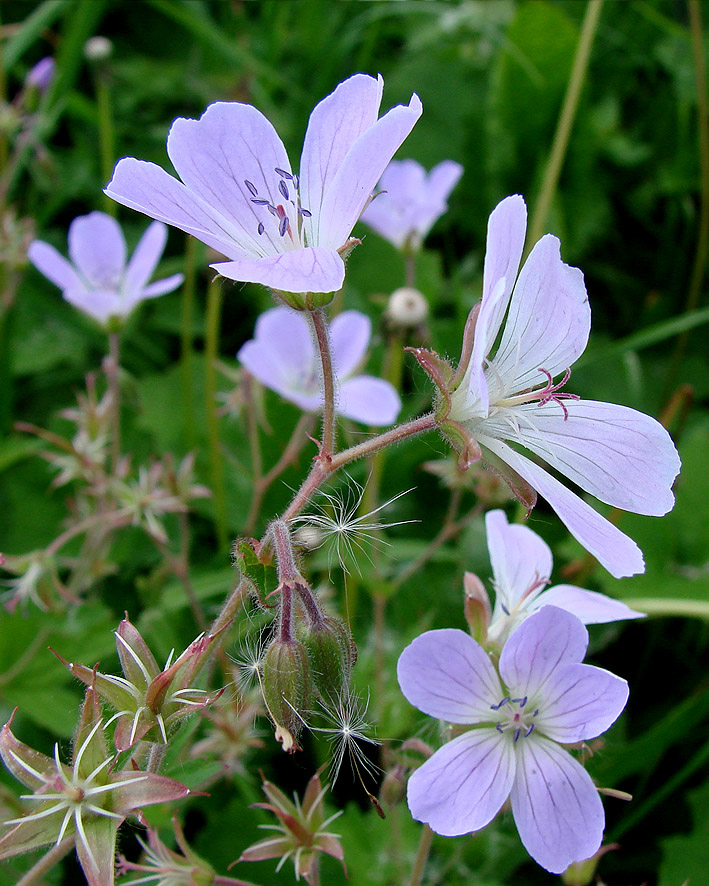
[[466, 275, 506, 416], [329, 310, 371, 378], [507, 400, 680, 517], [317, 93, 423, 250], [63, 287, 121, 325], [68, 212, 126, 289], [533, 585, 645, 624], [397, 628, 502, 723], [338, 375, 401, 425], [105, 158, 248, 260], [211, 245, 345, 295], [485, 509, 553, 614], [140, 273, 184, 298], [479, 435, 645, 578], [407, 727, 515, 837], [536, 661, 629, 744], [490, 234, 590, 396], [510, 735, 605, 874], [499, 606, 588, 700], [167, 102, 294, 258], [300, 73, 384, 245], [123, 221, 168, 293], [27, 240, 83, 292]]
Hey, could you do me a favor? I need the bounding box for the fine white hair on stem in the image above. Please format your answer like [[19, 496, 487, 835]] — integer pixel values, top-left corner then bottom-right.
[[293, 474, 417, 575]]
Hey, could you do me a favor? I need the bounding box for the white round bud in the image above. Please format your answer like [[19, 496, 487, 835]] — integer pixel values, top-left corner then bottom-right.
[[292, 525, 323, 551], [385, 287, 428, 328], [84, 36, 113, 61]]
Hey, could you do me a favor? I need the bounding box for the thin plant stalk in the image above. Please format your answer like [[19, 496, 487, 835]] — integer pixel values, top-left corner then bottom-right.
[[309, 308, 336, 459], [408, 824, 433, 886], [181, 234, 198, 449], [15, 837, 75, 886], [94, 64, 116, 215], [106, 330, 121, 471], [205, 276, 229, 552], [525, 0, 605, 254]]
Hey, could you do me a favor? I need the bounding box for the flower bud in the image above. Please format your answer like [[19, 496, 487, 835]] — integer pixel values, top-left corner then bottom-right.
[[463, 571, 491, 644], [385, 287, 428, 328], [379, 763, 407, 809], [26, 58, 55, 92], [84, 36, 113, 61], [261, 637, 311, 751], [298, 615, 356, 699]]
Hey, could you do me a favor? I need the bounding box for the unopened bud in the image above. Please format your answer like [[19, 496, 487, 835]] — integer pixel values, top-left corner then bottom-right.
[[379, 763, 407, 809], [84, 36, 113, 61], [298, 615, 356, 699], [262, 638, 311, 751], [386, 287, 428, 328], [463, 571, 491, 644], [292, 525, 323, 551], [26, 57, 55, 92], [562, 843, 619, 885]]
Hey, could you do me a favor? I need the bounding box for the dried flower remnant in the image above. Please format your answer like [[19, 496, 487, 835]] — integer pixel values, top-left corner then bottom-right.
[[238, 306, 401, 425], [413, 195, 681, 578], [361, 158, 463, 252], [481, 509, 644, 646], [190, 692, 265, 778], [397, 607, 629, 874], [0, 690, 189, 886], [28, 212, 183, 326], [105, 74, 421, 300]]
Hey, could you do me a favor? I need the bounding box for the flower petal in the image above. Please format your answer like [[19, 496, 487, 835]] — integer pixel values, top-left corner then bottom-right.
[[397, 628, 501, 723], [504, 400, 680, 516], [27, 240, 83, 292], [140, 273, 184, 298], [412, 159, 463, 242], [511, 735, 605, 874], [491, 234, 590, 397], [123, 221, 167, 293], [536, 662, 629, 743], [408, 728, 515, 836], [485, 509, 552, 613], [167, 102, 294, 258], [499, 606, 588, 700], [360, 158, 427, 248], [300, 73, 384, 245], [212, 245, 345, 294], [105, 158, 246, 259], [533, 585, 645, 624], [480, 435, 645, 578], [338, 375, 401, 425], [63, 288, 120, 324], [317, 93, 423, 250], [329, 310, 371, 378], [68, 212, 126, 289]]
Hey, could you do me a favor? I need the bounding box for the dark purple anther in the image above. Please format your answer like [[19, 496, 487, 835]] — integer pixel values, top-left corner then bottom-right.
[[490, 696, 510, 711], [278, 180, 289, 200], [298, 207, 312, 218], [513, 727, 521, 742], [251, 198, 271, 206], [275, 167, 292, 180], [279, 215, 289, 237], [244, 180, 258, 197], [291, 173, 300, 190], [266, 204, 279, 217], [525, 724, 535, 737], [257, 222, 265, 235]]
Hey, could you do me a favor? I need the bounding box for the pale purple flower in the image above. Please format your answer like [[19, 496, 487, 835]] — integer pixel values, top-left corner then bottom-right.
[[484, 509, 643, 646], [26, 57, 55, 92], [447, 195, 680, 578], [361, 158, 462, 251], [238, 306, 401, 426], [397, 606, 629, 874], [28, 212, 183, 325], [105, 74, 422, 295]]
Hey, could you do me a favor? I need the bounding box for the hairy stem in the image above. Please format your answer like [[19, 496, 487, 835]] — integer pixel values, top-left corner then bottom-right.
[[205, 276, 228, 552], [408, 824, 433, 886], [106, 330, 121, 471], [310, 308, 337, 459], [181, 235, 198, 449]]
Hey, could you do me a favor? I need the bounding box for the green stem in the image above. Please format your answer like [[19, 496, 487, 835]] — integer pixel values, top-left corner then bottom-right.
[[525, 0, 605, 253], [106, 330, 121, 471], [95, 67, 116, 213], [408, 824, 433, 886], [205, 276, 228, 552], [181, 235, 198, 449]]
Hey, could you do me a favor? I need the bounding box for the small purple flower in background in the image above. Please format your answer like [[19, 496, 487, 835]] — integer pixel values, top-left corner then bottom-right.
[[361, 158, 462, 252], [238, 306, 401, 426], [483, 509, 643, 645], [28, 212, 183, 326], [442, 194, 680, 578], [105, 74, 422, 296], [397, 606, 629, 874], [25, 57, 55, 92]]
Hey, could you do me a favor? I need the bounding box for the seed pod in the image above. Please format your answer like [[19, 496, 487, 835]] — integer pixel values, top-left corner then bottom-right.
[[261, 638, 311, 751], [298, 615, 357, 699]]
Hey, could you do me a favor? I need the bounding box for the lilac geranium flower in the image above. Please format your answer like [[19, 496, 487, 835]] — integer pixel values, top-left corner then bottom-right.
[[397, 606, 629, 874], [484, 509, 643, 646], [360, 159, 463, 251], [439, 195, 680, 578], [26, 57, 55, 92], [105, 74, 422, 297], [238, 306, 400, 426], [28, 212, 183, 326]]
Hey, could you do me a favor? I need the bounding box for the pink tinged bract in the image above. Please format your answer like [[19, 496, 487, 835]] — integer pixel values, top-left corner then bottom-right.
[[484, 509, 643, 645], [449, 195, 680, 579], [396, 608, 629, 873], [237, 306, 401, 426], [105, 74, 422, 295], [27, 212, 183, 325], [360, 158, 463, 251]]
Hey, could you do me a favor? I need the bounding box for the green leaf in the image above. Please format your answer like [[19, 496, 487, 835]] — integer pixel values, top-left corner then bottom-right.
[[660, 779, 709, 886]]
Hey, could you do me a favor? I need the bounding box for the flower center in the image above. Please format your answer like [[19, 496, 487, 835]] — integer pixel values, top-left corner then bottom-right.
[[244, 169, 312, 243], [495, 367, 580, 421], [491, 695, 538, 742]]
